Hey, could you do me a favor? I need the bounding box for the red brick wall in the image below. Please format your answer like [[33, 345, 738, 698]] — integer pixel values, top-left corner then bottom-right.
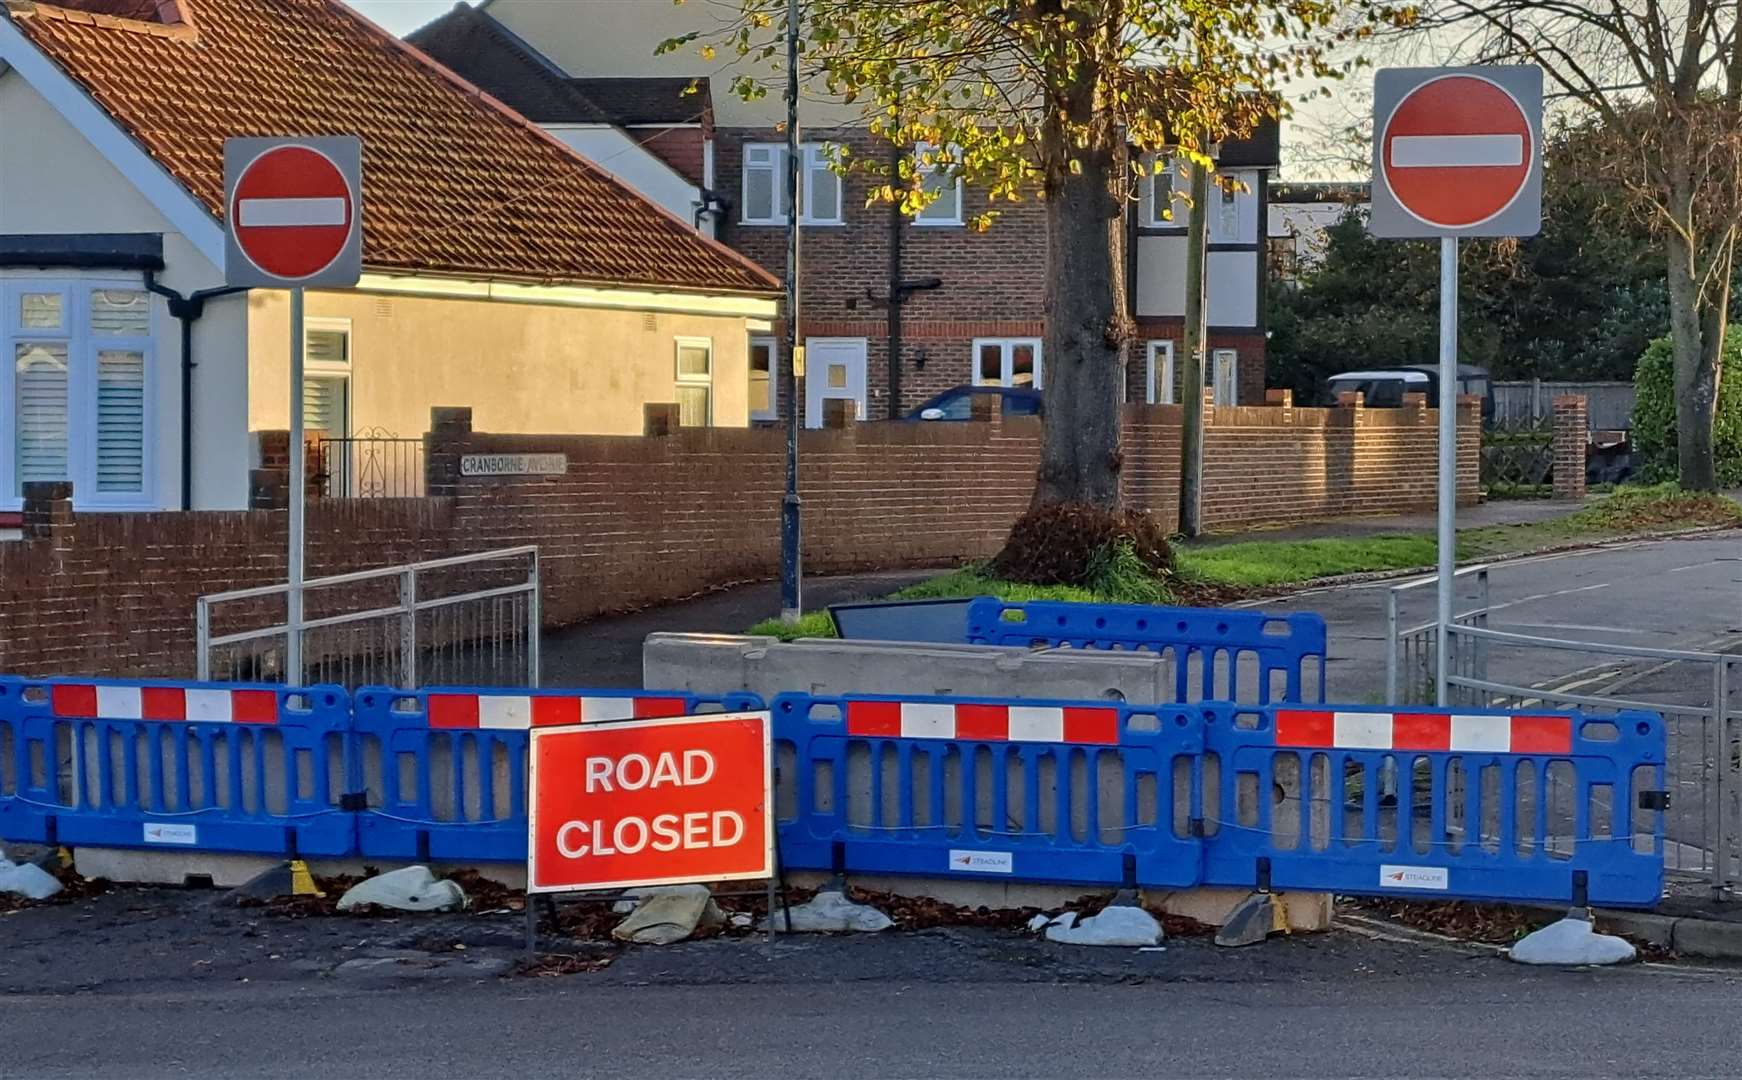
[[715, 127, 1267, 418], [0, 401, 1477, 679]]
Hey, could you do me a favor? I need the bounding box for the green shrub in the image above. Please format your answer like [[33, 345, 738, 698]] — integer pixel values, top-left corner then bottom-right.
[[1631, 330, 1742, 485]]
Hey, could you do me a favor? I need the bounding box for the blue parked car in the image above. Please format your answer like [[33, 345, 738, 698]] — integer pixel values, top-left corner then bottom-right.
[[905, 385, 1043, 421]]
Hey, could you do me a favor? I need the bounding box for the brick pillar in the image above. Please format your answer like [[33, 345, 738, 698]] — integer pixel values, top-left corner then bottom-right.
[[425, 406, 474, 498], [644, 402, 681, 436], [251, 430, 289, 509], [1552, 394, 1589, 501], [22, 481, 75, 548], [969, 392, 1003, 431], [821, 398, 856, 430]]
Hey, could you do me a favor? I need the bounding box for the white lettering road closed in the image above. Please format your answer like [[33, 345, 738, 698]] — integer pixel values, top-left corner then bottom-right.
[[528, 712, 772, 893]]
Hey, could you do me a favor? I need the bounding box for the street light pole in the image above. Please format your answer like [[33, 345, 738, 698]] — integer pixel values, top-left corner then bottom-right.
[[779, 0, 803, 623]]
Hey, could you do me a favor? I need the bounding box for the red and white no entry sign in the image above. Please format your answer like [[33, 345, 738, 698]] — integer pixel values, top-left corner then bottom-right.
[[1379, 74, 1535, 231], [223, 136, 363, 288], [1370, 67, 1541, 240]]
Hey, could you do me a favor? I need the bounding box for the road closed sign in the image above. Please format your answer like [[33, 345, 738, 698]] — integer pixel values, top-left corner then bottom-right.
[[527, 712, 773, 894], [1369, 66, 1543, 239]]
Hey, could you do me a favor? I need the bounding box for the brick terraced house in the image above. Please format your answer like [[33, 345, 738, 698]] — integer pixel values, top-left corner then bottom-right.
[[410, 0, 1278, 426], [0, 0, 779, 515]]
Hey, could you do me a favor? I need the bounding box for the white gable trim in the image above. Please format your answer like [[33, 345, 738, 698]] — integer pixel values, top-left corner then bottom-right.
[[0, 16, 226, 268]]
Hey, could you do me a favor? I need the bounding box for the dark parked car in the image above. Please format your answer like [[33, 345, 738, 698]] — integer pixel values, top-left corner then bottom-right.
[[1321, 364, 1494, 423], [905, 385, 1043, 421]]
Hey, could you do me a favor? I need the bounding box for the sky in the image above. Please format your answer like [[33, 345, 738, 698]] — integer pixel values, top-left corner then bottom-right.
[[351, 0, 1380, 179], [353, 0, 453, 35]]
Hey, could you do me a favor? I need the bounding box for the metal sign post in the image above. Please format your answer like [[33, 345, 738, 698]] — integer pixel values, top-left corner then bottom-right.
[[223, 136, 364, 687], [1435, 238, 1458, 704], [288, 287, 306, 684], [1369, 67, 1542, 706]]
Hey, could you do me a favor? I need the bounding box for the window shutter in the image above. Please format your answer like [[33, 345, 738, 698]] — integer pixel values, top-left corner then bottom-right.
[[303, 375, 347, 435], [95, 348, 145, 492], [14, 342, 70, 493]]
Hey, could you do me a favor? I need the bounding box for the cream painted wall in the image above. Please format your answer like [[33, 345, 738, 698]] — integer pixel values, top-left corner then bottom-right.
[[0, 71, 251, 511], [246, 288, 758, 438]]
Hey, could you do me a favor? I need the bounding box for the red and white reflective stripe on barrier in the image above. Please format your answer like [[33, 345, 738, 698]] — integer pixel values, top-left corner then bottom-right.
[[424, 693, 691, 730], [1275, 709, 1571, 754], [845, 700, 1120, 745], [48, 684, 279, 723]]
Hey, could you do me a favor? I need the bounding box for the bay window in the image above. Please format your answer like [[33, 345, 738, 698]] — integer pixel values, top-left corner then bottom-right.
[[3, 279, 155, 507]]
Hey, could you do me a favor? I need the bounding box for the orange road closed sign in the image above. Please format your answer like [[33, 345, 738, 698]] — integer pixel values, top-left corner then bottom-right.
[[527, 712, 773, 894]]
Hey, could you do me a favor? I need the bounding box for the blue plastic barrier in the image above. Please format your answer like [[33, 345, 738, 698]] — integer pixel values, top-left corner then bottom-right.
[[350, 686, 763, 862], [1200, 703, 1666, 907], [0, 676, 353, 856], [964, 598, 1327, 705], [772, 692, 1205, 888]]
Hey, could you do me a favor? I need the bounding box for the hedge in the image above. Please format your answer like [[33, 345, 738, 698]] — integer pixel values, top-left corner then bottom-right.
[[1630, 329, 1742, 486]]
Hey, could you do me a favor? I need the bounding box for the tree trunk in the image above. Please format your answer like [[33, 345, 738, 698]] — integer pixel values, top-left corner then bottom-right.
[[1664, 180, 1720, 490], [1031, 134, 1130, 509], [1665, 231, 1721, 494]]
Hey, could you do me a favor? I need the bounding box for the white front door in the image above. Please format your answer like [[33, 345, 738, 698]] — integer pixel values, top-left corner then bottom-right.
[[804, 337, 868, 428]]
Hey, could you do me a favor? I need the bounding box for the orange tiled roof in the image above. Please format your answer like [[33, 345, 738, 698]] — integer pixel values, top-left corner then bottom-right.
[[4, 0, 778, 295]]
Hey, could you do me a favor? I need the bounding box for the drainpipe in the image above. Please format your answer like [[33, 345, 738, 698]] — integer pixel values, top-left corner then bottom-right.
[[887, 144, 905, 416], [142, 272, 247, 510]]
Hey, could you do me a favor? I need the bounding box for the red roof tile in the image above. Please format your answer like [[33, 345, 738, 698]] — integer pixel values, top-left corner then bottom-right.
[[4, 0, 778, 295]]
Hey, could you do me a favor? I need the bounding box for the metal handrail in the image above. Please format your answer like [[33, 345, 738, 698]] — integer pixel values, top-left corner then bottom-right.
[[1449, 623, 1732, 665], [196, 546, 540, 689], [197, 545, 539, 604], [1387, 562, 1494, 595]]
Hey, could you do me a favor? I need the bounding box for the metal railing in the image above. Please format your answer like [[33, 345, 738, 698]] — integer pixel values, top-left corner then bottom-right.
[[309, 430, 425, 498], [1384, 565, 1491, 704], [1387, 568, 1740, 895], [197, 546, 539, 691]]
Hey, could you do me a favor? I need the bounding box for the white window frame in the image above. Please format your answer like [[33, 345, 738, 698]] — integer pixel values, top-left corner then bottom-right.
[[913, 141, 964, 227], [971, 337, 1044, 389], [302, 317, 352, 434], [675, 336, 714, 426], [1212, 348, 1238, 406], [748, 333, 778, 421], [1141, 155, 1187, 228], [1, 274, 158, 510], [740, 142, 845, 226], [1145, 340, 1175, 405]]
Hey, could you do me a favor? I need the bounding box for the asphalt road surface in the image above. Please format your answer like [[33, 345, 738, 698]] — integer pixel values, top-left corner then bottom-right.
[[4, 952, 1738, 1079], [1249, 530, 1742, 703], [4, 883, 1741, 1080]]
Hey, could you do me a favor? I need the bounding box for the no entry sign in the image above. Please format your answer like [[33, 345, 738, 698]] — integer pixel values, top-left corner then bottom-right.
[[527, 712, 773, 894], [1370, 67, 1542, 239], [223, 136, 363, 287]]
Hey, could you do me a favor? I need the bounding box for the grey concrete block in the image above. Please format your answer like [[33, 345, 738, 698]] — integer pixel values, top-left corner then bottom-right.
[[1670, 916, 1742, 960], [644, 633, 1182, 705]]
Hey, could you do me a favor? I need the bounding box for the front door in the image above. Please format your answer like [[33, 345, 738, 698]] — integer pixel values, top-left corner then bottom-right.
[[805, 337, 868, 428]]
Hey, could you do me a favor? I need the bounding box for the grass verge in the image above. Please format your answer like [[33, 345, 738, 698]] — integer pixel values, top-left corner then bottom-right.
[[747, 484, 1739, 639]]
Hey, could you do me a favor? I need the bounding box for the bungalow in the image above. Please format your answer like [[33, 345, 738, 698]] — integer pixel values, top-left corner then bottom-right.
[[0, 0, 781, 514]]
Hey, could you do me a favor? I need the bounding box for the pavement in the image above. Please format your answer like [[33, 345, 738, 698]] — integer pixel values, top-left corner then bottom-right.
[[1191, 496, 1589, 546], [541, 570, 936, 687], [3, 883, 1742, 1078]]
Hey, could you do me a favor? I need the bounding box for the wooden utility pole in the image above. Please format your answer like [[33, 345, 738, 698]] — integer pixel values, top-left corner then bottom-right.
[[1179, 151, 1210, 537]]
